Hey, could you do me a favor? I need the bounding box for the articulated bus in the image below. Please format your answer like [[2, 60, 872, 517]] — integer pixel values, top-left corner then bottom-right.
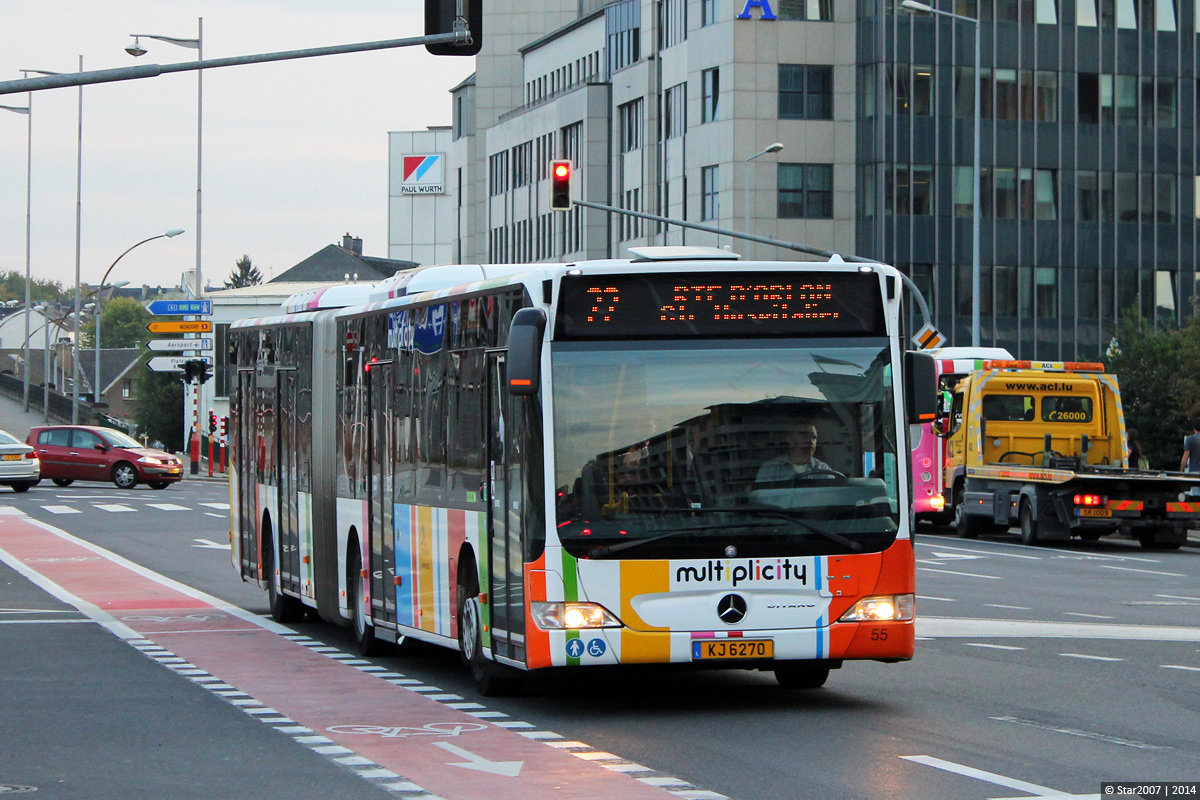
[[911, 347, 1013, 525], [229, 247, 935, 695]]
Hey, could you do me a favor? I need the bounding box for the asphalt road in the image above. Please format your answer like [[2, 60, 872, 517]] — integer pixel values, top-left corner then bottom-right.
[[2, 470, 1197, 800]]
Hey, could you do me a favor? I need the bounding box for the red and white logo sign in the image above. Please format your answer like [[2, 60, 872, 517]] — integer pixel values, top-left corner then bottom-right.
[[400, 153, 445, 194]]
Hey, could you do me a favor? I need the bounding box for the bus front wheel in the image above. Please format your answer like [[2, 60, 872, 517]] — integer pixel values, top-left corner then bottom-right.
[[349, 548, 380, 656], [773, 661, 830, 689], [457, 569, 522, 697]]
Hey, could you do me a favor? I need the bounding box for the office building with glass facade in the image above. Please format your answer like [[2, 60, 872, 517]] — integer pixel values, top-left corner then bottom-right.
[[388, 0, 1200, 359]]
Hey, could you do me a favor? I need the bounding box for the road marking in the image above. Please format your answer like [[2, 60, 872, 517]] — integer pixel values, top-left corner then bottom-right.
[[990, 716, 1163, 750], [916, 541, 1042, 559], [432, 741, 524, 777], [199, 502, 231, 510], [1059, 653, 1123, 661], [1162, 664, 1200, 672], [41, 505, 80, 514], [927, 551, 985, 561], [916, 594, 955, 602], [918, 567, 1002, 579], [0, 618, 93, 625], [146, 503, 189, 512], [1062, 612, 1114, 619], [204, 512, 224, 519], [0, 506, 26, 516], [964, 643, 1024, 651], [192, 538, 229, 549], [0, 607, 77, 614], [1098, 564, 1185, 578], [94, 504, 136, 513], [1158, 593, 1200, 601], [920, 617, 1200, 642], [902, 754, 1098, 797], [984, 603, 1030, 610]]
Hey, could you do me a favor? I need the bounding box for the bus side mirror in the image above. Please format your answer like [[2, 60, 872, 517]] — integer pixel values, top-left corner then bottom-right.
[[507, 308, 547, 396], [905, 351, 937, 425]]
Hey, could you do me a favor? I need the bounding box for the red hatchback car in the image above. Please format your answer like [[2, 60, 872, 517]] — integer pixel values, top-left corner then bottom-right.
[[27, 425, 184, 489]]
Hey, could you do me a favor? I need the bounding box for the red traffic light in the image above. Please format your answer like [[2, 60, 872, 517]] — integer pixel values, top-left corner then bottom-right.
[[550, 159, 573, 211]]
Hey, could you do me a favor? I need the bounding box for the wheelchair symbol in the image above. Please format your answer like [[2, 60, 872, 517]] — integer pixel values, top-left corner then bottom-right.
[[565, 637, 606, 658]]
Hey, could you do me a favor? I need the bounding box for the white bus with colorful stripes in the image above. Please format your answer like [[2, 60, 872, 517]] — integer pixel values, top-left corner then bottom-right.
[[228, 247, 935, 695]]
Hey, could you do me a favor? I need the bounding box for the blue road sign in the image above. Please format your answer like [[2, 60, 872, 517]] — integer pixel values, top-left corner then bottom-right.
[[148, 300, 212, 315]]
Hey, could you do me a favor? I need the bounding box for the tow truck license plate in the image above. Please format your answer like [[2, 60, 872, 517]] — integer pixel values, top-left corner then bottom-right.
[[1078, 508, 1113, 517], [692, 639, 773, 660]]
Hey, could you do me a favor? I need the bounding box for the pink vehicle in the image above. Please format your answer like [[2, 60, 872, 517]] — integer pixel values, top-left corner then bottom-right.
[[911, 346, 1013, 524]]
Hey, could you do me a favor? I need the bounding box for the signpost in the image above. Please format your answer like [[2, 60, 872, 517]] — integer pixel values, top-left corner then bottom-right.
[[146, 355, 212, 373], [147, 320, 212, 334], [148, 299, 212, 315], [146, 338, 213, 352]]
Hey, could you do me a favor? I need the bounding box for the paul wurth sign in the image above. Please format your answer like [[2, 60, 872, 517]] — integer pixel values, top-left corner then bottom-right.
[[400, 153, 445, 194]]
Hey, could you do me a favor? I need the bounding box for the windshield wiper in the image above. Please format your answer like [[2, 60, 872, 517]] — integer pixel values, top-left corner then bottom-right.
[[684, 506, 864, 553], [584, 522, 772, 559]]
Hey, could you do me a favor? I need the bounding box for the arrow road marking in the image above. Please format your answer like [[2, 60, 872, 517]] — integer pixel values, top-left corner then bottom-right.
[[192, 538, 229, 549], [902, 755, 1098, 798], [432, 741, 523, 777]]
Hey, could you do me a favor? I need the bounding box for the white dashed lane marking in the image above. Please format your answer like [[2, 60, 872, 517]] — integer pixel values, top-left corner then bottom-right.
[[41, 505, 81, 515], [145, 503, 190, 512], [94, 504, 136, 513]]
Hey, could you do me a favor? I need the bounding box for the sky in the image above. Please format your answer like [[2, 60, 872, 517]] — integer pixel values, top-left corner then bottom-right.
[[0, 1, 474, 294]]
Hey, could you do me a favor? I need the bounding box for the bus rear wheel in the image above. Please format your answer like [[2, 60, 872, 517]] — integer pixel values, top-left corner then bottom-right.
[[264, 525, 303, 624], [773, 662, 830, 689]]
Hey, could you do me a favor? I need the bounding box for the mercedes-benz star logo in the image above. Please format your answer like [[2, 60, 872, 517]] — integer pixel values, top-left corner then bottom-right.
[[717, 593, 747, 624]]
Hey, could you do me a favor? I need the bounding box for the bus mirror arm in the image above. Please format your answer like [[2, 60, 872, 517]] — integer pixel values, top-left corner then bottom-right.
[[507, 308, 547, 396]]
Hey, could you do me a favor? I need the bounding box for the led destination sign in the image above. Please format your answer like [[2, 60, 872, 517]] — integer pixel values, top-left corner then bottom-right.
[[556, 272, 885, 339]]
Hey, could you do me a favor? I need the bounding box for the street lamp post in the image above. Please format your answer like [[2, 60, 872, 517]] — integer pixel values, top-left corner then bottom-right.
[[91, 229, 183, 413], [127, 20, 204, 453], [0, 97, 31, 411], [744, 143, 784, 258], [901, 0, 981, 346]]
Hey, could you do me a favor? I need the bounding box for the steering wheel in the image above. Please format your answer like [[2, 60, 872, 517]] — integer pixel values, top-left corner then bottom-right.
[[792, 468, 847, 485]]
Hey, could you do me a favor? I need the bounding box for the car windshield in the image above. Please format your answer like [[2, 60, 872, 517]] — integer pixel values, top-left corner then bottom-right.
[[551, 339, 900, 559], [99, 429, 145, 449]]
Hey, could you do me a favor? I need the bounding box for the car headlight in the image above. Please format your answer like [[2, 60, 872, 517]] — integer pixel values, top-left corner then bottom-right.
[[137, 456, 164, 465], [531, 601, 622, 630], [838, 594, 914, 622]]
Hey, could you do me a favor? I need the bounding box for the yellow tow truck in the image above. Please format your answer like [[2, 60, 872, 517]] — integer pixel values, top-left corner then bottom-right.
[[934, 360, 1200, 549]]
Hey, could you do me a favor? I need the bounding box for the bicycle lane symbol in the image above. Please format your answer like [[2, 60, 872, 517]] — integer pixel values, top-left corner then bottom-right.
[[327, 722, 489, 738]]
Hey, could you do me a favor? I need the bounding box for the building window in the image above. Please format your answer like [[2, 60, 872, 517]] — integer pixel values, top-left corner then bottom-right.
[[1018, 169, 1057, 220], [1036, 267, 1058, 318], [954, 167, 974, 217], [1023, 71, 1058, 121], [1078, 0, 1099, 24], [994, 69, 1019, 120], [779, 163, 833, 218], [512, 142, 532, 188], [702, 0, 718, 25], [664, 82, 687, 139], [954, 67, 975, 119], [1037, 0, 1060, 21], [1115, 75, 1138, 124], [887, 165, 934, 215], [702, 67, 720, 123], [779, 65, 833, 120], [489, 151, 509, 196], [778, 0, 834, 20], [619, 98, 643, 153], [1142, 77, 1177, 127], [983, 168, 1018, 218], [1154, 174, 1177, 222], [995, 265, 1018, 317], [701, 165, 720, 220], [1116, 171, 1138, 221], [659, 0, 687, 48], [121, 378, 132, 400]]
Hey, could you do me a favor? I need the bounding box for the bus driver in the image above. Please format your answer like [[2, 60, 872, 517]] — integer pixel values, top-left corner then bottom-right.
[[756, 421, 838, 484]]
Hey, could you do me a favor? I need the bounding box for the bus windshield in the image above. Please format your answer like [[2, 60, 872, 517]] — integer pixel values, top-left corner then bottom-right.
[[551, 339, 899, 559]]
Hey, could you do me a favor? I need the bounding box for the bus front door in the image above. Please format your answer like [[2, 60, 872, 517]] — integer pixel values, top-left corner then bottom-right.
[[487, 352, 526, 666]]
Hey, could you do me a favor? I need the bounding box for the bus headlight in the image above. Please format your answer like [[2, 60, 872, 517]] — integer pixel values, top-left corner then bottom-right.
[[838, 594, 914, 622], [531, 601, 622, 630]]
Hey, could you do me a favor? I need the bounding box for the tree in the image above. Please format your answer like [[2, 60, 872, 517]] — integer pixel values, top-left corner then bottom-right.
[[0, 270, 70, 304], [134, 357, 185, 452], [225, 255, 263, 289], [79, 297, 155, 349], [1104, 310, 1200, 469]]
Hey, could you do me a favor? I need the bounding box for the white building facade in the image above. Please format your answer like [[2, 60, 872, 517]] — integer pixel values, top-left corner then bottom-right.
[[390, 0, 859, 267]]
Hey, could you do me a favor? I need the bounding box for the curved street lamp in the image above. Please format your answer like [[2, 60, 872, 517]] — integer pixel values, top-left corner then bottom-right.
[[744, 143, 783, 258], [91, 229, 185, 415]]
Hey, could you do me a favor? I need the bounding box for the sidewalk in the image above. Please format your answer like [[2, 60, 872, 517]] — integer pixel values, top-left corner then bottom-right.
[[0, 390, 227, 482]]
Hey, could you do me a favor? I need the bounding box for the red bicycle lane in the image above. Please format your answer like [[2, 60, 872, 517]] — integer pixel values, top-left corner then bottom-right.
[[0, 516, 703, 800]]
